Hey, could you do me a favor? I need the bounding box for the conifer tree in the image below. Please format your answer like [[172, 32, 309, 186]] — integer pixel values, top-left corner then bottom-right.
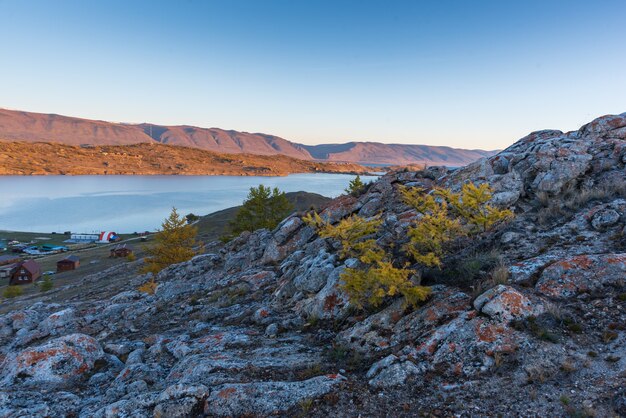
[[400, 182, 513, 268], [345, 175, 366, 196], [230, 185, 294, 235], [303, 212, 430, 309], [143, 207, 200, 275]]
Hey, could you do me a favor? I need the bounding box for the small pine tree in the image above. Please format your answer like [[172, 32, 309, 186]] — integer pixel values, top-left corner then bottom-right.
[[345, 175, 366, 196], [401, 182, 513, 268], [143, 207, 201, 275], [304, 212, 430, 309], [40, 277, 54, 292], [230, 185, 294, 235], [438, 182, 513, 233], [185, 213, 199, 224]]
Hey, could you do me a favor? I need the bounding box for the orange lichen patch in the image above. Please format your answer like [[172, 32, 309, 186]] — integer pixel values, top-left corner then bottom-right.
[[453, 362, 463, 376], [493, 290, 528, 317], [319, 195, 358, 220], [242, 271, 274, 289], [10, 312, 25, 321], [390, 311, 404, 323], [198, 333, 224, 344], [556, 255, 594, 271], [217, 387, 237, 399], [536, 253, 626, 298], [397, 210, 418, 222], [17, 348, 69, 368], [605, 254, 626, 264], [120, 367, 132, 380], [417, 338, 440, 356], [474, 320, 514, 347], [323, 294, 341, 313], [258, 309, 270, 318], [536, 279, 579, 298]]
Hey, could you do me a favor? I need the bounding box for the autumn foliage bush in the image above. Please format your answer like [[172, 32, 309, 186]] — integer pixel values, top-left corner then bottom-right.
[[400, 182, 513, 268], [303, 212, 430, 309], [143, 207, 201, 275], [303, 181, 512, 310]]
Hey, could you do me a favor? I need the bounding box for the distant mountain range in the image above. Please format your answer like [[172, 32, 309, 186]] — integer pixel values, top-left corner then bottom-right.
[[0, 108, 496, 166]]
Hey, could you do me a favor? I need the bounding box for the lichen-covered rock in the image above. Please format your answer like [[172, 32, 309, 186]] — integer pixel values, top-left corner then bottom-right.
[[535, 253, 626, 298], [474, 285, 545, 321], [1, 333, 104, 387], [204, 375, 346, 416], [38, 307, 81, 336], [366, 354, 424, 388], [590, 208, 621, 230], [410, 311, 520, 377]]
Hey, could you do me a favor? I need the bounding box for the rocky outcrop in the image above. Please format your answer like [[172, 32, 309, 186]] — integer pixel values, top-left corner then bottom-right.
[[1, 334, 104, 388], [0, 112, 625, 416]]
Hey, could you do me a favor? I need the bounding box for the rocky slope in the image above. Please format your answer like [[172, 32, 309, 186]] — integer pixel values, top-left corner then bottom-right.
[[0, 113, 625, 416], [0, 142, 367, 176], [0, 108, 495, 166]]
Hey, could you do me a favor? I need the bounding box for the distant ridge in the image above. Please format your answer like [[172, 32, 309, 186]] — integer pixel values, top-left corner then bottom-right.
[[0, 108, 495, 166]]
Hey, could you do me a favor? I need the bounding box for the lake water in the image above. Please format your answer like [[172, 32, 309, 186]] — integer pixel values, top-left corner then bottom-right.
[[0, 174, 378, 233]]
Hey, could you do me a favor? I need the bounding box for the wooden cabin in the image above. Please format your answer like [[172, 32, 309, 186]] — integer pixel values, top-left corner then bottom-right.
[[10, 260, 42, 285], [110, 244, 133, 258], [0, 263, 18, 279], [57, 255, 80, 272]]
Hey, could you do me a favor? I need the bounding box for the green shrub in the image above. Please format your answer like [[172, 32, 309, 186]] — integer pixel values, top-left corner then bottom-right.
[[39, 277, 54, 292], [185, 213, 199, 224], [345, 175, 366, 197], [230, 185, 294, 235], [3, 286, 23, 298]]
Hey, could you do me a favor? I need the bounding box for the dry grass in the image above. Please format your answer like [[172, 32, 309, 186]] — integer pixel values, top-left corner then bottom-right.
[[472, 259, 510, 298], [138, 279, 158, 295], [537, 182, 626, 226], [544, 302, 565, 322]]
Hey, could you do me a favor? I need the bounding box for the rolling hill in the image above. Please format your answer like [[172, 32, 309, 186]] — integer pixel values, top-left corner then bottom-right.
[[0, 108, 495, 166], [0, 142, 367, 176]]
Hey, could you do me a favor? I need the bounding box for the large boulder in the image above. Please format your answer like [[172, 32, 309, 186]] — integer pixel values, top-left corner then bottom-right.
[[1, 333, 104, 388], [204, 375, 346, 416], [474, 285, 545, 322], [535, 253, 626, 299]]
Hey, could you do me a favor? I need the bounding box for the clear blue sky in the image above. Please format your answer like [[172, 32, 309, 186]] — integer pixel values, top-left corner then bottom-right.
[[1, 0, 625, 149]]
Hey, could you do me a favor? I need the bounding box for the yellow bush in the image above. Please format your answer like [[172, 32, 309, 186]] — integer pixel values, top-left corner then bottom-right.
[[438, 182, 513, 233], [401, 182, 513, 268], [143, 207, 201, 275], [138, 279, 158, 295], [304, 212, 430, 309], [303, 212, 382, 259]]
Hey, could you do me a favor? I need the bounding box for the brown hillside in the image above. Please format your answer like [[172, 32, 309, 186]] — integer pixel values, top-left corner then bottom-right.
[[0, 142, 367, 176]]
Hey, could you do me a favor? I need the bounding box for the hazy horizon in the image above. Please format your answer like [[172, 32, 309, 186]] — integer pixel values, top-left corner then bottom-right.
[[2, 0, 625, 149]]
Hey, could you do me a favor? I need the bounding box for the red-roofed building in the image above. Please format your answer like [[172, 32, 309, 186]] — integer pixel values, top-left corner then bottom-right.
[[10, 260, 42, 285]]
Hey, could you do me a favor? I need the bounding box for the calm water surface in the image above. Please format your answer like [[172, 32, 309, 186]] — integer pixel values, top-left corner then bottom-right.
[[0, 174, 378, 233]]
